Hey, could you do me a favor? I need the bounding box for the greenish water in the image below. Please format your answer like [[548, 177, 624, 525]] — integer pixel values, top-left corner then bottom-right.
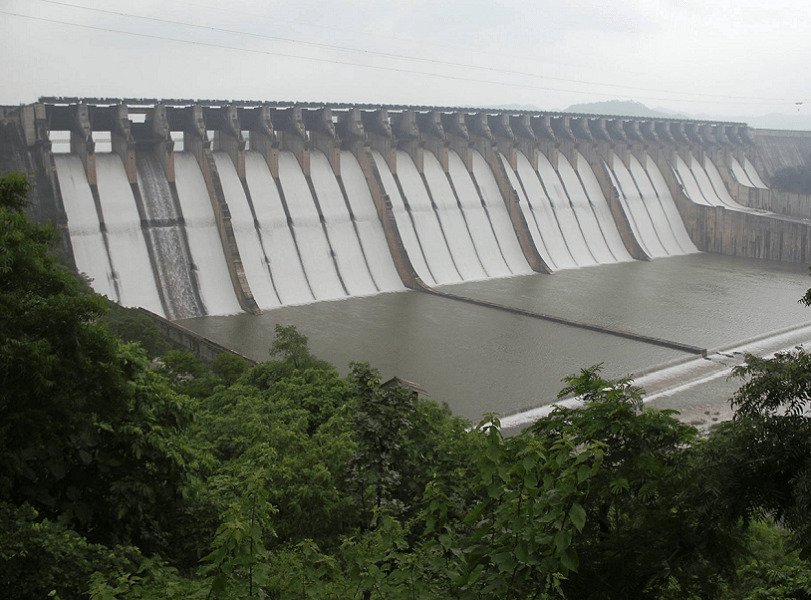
[[182, 254, 810, 422], [443, 254, 810, 349]]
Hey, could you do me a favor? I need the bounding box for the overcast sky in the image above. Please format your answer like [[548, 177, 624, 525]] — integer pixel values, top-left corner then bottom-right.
[[1, 0, 809, 122]]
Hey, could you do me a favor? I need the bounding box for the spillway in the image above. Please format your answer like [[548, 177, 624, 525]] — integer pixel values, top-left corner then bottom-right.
[[702, 157, 738, 206], [173, 153, 242, 315], [277, 151, 347, 300], [95, 154, 163, 314], [54, 155, 117, 301], [607, 153, 668, 257], [743, 158, 768, 189], [215, 152, 283, 309], [447, 151, 512, 278], [673, 154, 751, 210], [556, 153, 615, 263], [423, 152, 488, 280], [23, 98, 811, 325], [729, 156, 768, 189], [392, 151, 462, 284], [690, 155, 736, 207], [627, 155, 684, 255], [338, 151, 405, 291], [672, 155, 712, 207], [136, 153, 204, 319], [506, 152, 575, 270], [470, 151, 533, 275], [574, 151, 633, 262], [643, 155, 698, 253], [536, 152, 597, 266], [372, 150, 436, 285], [309, 151, 377, 296], [243, 151, 313, 306]]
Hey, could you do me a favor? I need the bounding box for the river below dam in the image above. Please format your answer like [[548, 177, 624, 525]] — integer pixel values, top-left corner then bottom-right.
[[180, 253, 811, 422]]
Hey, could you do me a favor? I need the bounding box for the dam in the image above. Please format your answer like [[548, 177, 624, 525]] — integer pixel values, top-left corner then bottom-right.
[[3, 98, 811, 420]]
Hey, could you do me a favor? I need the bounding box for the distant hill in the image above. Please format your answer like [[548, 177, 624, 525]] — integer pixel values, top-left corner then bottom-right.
[[563, 100, 685, 119]]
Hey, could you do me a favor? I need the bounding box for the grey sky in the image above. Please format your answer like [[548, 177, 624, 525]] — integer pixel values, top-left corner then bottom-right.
[[1, 0, 809, 122]]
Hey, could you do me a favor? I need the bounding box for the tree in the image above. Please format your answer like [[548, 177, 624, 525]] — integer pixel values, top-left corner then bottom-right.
[[0, 171, 195, 556], [706, 348, 811, 558], [530, 366, 741, 599]]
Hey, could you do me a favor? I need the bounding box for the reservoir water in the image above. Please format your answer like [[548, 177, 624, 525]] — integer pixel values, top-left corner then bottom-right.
[[181, 253, 811, 422]]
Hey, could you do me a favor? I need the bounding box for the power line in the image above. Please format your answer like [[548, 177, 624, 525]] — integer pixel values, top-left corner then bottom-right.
[[33, 0, 808, 104], [0, 9, 804, 107], [182, 0, 521, 63]]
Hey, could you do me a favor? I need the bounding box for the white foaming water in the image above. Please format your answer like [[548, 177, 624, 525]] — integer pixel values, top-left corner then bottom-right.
[[136, 153, 203, 319], [501, 154, 553, 267], [309, 151, 377, 296], [729, 156, 753, 187], [422, 152, 487, 280], [628, 154, 682, 254], [277, 152, 346, 301], [556, 153, 614, 263], [213, 152, 281, 310], [173, 153, 241, 315], [702, 156, 739, 206], [395, 150, 461, 284], [673, 155, 712, 206], [244, 151, 313, 305], [512, 152, 577, 269], [607, 153, 665, 257], [54, 155, 118, 301], [743, 157, 768, 189], [536, 152, 596, 266], [95, 154, 163, 314], [689, 154, 733, 207], [446, 151, 511, 277], [471, 151, 532, 275], [340, 151, 404, 291], [372, 151, 435, 285], [574, 151, 632, 262], [644, 154, 697, 253]]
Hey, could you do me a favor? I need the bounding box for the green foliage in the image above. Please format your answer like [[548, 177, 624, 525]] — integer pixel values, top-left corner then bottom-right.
[[101, 303, 174, 358], [705, 348, 811, 558], [532, 365, 740, 599], [200, 478, 273, 599], [720, 520, 811, 600], [0, 502, 138, 600], [348, 362, 418, 523], [0, 170, 198, 574], [0, 170, 29, 211], [442, 417, 601, 598]]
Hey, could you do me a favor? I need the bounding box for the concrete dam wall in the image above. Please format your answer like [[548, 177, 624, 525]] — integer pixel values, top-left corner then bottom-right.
[[3, 98, 811, 319]]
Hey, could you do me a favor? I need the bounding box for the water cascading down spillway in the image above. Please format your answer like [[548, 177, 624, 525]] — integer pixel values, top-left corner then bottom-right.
[[54, 154, 119, 301], [605, 152, 697, 257], [373, 148, 534, 286], [136, 152, 205, 319], [217, 147, 406, 309], [502, 149, 632, 270], [49, 102, 762, 321]]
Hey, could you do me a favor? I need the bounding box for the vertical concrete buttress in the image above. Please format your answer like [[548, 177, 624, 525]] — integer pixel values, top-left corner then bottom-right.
[[69, 104, 97, 185], [580, 118, 651, 261], [347, 109, 427, 290], [21, 103, 76, 268], [468, 113, 550, 273], [184, 105, 260, 314]]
